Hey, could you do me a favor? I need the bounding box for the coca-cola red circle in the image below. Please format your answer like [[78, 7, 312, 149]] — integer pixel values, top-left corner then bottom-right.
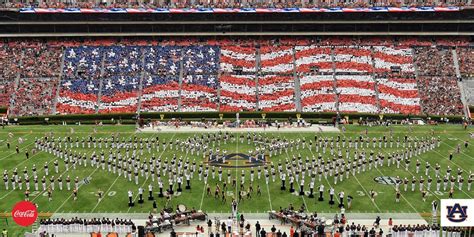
[[11, 201, 38, 227]]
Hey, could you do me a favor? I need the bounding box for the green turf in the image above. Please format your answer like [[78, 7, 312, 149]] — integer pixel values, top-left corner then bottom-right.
[[0, 124, 473, 236]]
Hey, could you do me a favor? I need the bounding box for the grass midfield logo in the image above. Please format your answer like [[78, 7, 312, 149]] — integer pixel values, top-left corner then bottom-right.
[[207, 153, 267, 168], [11, 201, 38, 227]]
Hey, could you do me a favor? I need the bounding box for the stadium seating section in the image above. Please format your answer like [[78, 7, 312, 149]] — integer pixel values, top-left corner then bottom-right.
[[0, 37, 471, 116]]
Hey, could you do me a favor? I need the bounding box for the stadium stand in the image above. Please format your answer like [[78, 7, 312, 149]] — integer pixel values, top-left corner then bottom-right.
[[141, 46, 181, 112], [460, 77, 474, 106], [299, 74, 337, 112], [372, 46, 415, 76], [99, 46, 143, 113], [336, 75, 378, 113], [181, 74, 219, 112], [416, 76, 464, 115], [56, 78, 100, 114], [0, 37, 469, 116], [376, 76, 422, 115], [413, 47, 456, 77], [20, 46, 62, 79], [181, 46, 220, 112], [8, 78, 58, 117], [333, 47, 373, 74], [140, 75, 180, 112], [99, 75, 140, 114], [0, 44, 19, 107], [57, 46, 104, 114], [456, 47, 474, 78], [258, 75, 296, 111], [219, 74, 257, 112]]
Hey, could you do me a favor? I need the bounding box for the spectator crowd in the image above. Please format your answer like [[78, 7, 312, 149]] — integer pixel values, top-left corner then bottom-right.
[[38, 217, 136, 234], [1, 0, 472, 10], [0, 37, 469, 117]]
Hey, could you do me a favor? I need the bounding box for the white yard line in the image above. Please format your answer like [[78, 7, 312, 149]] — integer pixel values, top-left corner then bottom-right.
[[73, 131, 140, 209], [0, 134, 35, 161], [373, 166, 420, 213], [0, 190, 14, 200], [90, 175, 120, 212], [54, 167, 100, 213], [127, 133, 177, 213], [334, 133, 409, 212], [29, 135, 103, 202], [2, 155, 65, 201], [198, 182, 207, 211], [30, 166, 71, 202], [235, 135, 239, 211], [265, 175, 273, 211], [352, 174, 382, 212], [51, 131, 136, 212], [127, 179, 149, 213], [300, 134, 342, 208], [377, 150, 442, 201], [432, 148, 470, 174], [442, 139, 474, 160], [255, 133, 273, 212], [406, 150, 473, 199], [376, 140, 472, 199], [9, 152, 41, 170], [274, 133, 310, 212], [281, 145, 309, 213], [8, 142, 52, 171]]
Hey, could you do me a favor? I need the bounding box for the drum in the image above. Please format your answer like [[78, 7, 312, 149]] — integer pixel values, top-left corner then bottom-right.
[[178, 204, 186, 212]]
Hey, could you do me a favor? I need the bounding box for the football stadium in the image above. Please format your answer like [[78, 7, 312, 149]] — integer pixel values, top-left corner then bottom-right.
[[0, 1, 474, 237]]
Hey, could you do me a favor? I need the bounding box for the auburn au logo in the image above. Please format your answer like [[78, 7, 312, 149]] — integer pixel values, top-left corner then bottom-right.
[[446, 203, 468, 222], [207, 153, 266, 168]]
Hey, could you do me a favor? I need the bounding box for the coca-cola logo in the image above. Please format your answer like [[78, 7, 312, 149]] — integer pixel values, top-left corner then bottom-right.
[[11, 201, 38, 226]]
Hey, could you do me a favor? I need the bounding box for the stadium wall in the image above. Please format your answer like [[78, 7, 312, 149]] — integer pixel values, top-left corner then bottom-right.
[[1, 10, 474, 36], [8, 112, 465, 125]]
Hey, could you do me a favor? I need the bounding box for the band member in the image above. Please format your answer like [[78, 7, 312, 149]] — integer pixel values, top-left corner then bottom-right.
[[128, 190, 134, 207], [186, 173, 191, 190], [58, 176, 63, 191], [47, 188, 52, 201], [66, 176, 71, 191], [421, 190, 427, 202], [177, 176, 183, 192], [318, 184, 324, 201], [97, 189, 103, 202], [328, 187, 335, 207], [370, 189, 376, 201], [148, 184, 154, 200], [138, 187, 144, 204], [299, 179, 305, 196], [3, 174, 8, 190], [308, 180, 314, 198], [338, 191, 345, 208]]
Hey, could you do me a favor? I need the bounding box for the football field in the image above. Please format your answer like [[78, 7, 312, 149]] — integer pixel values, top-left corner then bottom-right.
[[0, 124, 473, 235]]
